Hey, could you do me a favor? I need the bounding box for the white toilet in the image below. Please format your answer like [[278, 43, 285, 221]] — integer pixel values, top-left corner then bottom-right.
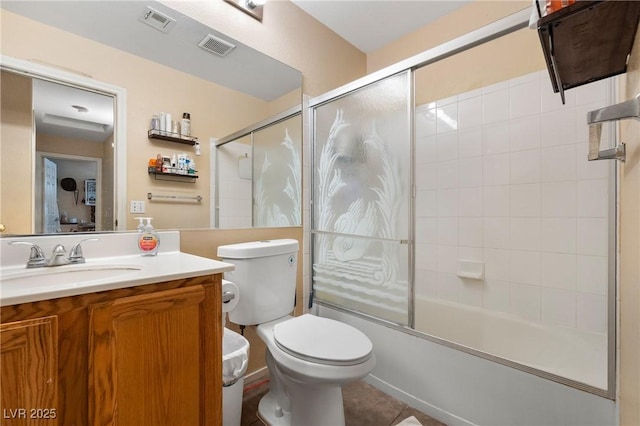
[[217, 239, 375, 426]]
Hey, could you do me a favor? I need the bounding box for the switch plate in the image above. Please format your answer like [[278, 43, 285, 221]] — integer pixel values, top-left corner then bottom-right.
[[130, 200, 145, 214]]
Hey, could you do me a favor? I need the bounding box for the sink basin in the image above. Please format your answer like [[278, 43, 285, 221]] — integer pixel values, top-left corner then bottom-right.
[[1, 264, 142, 287]]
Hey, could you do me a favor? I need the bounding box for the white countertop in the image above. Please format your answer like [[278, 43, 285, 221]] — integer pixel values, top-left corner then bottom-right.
[[1, 231, 234, 307]]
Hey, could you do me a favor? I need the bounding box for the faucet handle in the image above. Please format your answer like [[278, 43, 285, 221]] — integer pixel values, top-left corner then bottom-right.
[[68, 238, 100, 264], [8, 241, 47, 268]]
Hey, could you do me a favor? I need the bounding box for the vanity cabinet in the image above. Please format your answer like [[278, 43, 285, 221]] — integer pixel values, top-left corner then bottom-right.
[[0, 275, 223, 426], [1, 316, 59, 426]]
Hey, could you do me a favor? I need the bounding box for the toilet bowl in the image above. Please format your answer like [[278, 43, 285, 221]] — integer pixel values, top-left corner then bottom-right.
[[256, 314, 375, 426], [217, 240, 375, 426]]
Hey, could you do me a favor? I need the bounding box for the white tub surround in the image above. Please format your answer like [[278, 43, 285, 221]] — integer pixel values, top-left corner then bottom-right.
[[0, 231, 234, 306], [319, 305, 616, 426]]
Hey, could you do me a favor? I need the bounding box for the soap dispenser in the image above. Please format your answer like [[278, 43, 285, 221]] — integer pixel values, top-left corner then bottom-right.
[[138, 217, 160, 256]]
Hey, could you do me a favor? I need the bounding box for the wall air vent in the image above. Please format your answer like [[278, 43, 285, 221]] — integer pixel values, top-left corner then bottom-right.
[[198, 34, 236, 57], [139, 6, 176, 33]]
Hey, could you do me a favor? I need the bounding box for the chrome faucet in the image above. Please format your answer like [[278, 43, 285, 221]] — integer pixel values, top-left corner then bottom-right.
[[9, 238, 100, 268]]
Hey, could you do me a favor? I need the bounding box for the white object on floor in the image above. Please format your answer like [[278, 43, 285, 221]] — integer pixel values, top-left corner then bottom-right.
[[396, 416, 423, 426]]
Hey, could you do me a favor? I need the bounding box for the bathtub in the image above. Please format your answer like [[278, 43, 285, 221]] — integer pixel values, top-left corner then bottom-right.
[[414, 296, 608, 390]]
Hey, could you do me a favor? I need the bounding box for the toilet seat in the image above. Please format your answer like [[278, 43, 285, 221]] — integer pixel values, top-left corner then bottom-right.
[[273, 314, 373, 366]]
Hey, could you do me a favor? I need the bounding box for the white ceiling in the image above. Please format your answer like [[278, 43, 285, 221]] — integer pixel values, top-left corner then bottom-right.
[[291, 0, 471, 53]]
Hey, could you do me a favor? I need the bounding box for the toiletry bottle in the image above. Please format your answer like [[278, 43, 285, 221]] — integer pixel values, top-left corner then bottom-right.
[[136, 217, 146, 232], [156, 154, 163, 172], [138, 217, 159, 256], [181, 113, 191, 137], [165, 113, 172, 134], [151, 114, 160, 130]]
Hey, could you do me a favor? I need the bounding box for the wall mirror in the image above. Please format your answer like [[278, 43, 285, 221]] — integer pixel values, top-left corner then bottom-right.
[[0, 0, 302, 235]]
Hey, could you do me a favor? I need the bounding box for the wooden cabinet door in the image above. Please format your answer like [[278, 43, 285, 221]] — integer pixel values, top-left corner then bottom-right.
[[1, 316, 58, 426], [88, 285, 221, 426]]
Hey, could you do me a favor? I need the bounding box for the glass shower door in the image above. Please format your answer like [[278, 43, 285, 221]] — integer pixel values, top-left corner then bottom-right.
[[311, 71, 412, 325]]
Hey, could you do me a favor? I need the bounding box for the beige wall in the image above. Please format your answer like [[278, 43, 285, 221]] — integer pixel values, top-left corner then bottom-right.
[[0, 71, 33, 234], [619, 25, 640, 426], [161, 0, 367, 97], [180, 227, 304, 375]]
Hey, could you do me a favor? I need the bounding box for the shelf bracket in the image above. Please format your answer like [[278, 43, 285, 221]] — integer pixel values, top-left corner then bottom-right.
[[587, 94, 640, 163]]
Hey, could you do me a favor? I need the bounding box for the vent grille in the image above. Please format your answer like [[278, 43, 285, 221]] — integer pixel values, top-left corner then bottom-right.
[[139, 6, 175, 33], [198, 34, 236, 57]]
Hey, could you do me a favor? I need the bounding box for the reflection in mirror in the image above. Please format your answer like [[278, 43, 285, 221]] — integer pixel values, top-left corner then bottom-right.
[[0, 1, 302, 235], [215, 108, 302, 228]]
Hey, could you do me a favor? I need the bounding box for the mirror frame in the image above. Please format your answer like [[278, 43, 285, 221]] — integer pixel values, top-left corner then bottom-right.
[[1, 54, 127, 233]]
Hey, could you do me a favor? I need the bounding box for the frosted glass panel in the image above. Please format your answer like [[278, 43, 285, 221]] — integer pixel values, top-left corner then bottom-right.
[[313, 233, 409, 324], [312, 72, 411, 325], [253, 114, 302, 227], [314, 72, 411, 240]]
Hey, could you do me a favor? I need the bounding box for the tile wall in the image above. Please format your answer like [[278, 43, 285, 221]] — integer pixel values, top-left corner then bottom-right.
[[414, 70, 613, 334], [215, 142, 252, 228]]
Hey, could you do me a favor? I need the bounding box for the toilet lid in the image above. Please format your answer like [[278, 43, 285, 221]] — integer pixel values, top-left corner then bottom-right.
[[273, 314, 373, 366]]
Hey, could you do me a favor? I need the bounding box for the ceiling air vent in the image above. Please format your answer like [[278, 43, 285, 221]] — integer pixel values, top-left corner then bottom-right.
[[198, 34, 236, 57], [139, 6, 176, 33]]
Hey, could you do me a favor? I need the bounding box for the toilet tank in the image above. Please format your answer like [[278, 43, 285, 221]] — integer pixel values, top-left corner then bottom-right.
[[217, 239, 298, 326]]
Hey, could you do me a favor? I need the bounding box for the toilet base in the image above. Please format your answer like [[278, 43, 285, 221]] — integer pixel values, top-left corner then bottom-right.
[[257, 392, 290, 426], [257, 384, 346, 426]]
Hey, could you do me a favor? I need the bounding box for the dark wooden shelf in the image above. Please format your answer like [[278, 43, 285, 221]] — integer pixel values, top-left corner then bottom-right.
[[148, 129, 198, 145], [148, 168, 198, 182], [538, 0, 640, 103]]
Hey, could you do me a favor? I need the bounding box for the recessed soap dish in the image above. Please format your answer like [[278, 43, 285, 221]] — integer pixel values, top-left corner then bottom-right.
[[457, 260, 484, 280]]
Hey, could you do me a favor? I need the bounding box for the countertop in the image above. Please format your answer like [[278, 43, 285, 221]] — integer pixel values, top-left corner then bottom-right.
[[0, 231, 234, 307]]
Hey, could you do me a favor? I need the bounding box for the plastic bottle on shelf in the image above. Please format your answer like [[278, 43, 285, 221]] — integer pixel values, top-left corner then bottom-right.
[[181, 112, 191, 137], [138, 217, 160, 256]]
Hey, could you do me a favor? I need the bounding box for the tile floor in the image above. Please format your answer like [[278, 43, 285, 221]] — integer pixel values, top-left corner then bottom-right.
[[240, 377, 446, 426]]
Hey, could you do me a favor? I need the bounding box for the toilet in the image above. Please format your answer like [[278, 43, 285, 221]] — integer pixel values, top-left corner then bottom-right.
[[217, 239, 375, 426]]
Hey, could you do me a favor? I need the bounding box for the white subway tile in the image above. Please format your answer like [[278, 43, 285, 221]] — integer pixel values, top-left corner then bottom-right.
[[510, 218, 541, 251], [511, 149, 541, 184], [483, 121, 510, 155], [438, 246, 460, 273], [436, 131, 458, 162], [541, 287, 576, 327], [416, 163, 437, 190], [415, 217, 437, 244], [415, 135, 437, 164], [483, 153, 510, 186], [541, 144, 577, 182], [415, 106, 437, 138], [574, 78, 609, 106], [540, 252, 576, 290], [540, 72, 576, 112], [541, 107, 577, 146], [458, 157, 483, 188], [509, 71, 540, 87], [458, 127, 483, 158], [437, 272, 459, 302], [577, 293, 607, 334], [483, 185, 510, 217], [458, 187, 483, 217], [458, 87, 483, 101], [437, 189, 459, 217], [510, 250, 541, 285], [577, 143, 611, 180], [437, 218, 459, 246], [437, 160, 459, 189], [416, 190, 436, 217], [415, 269, 437, 298], [416, 243, 437, 271], [510, 282, 541, 321], [459, 218, 483, 248], [458, 277, 484, 308], [510, 115, 541, 152], [483, 89, 510, 124], [577, 218, 609, 256], [577, 179, 608, 218], [541, 181, 577, 217], [510, 79, 541, 118], [483, 217, 510, 249], [458, 246, 483, 261], [541, 218, 577, 254], [437, 95, 458, 107], [458, 95, 483, 130], [510, 183, 541, 217], [484, 248, 511, 281], [484, 280, 511, 313], [437, 102, 458, 134], [577, 255, 608, 295]]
